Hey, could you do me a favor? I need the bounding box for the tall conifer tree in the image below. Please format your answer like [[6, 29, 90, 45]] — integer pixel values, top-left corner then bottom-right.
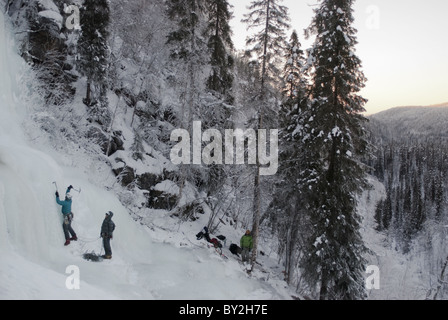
[[77, 0, 110, 113], [166, 0, 207, 215], [298, 0, 370, 300], [268, 29, 309, 285], [205, 0, 234, 104], [242, 0, 290, 270], [243, 0, 290, 95], [166, 0, 208, 128], [282, 30, 306, 101]]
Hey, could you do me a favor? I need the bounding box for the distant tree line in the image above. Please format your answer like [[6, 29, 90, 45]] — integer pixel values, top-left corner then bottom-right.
[[372, 138, 448, 253]]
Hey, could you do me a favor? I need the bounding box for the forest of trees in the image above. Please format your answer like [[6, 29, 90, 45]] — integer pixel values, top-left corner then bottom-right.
[[371, 135, 448, 252], [6, 0, 447, 300]]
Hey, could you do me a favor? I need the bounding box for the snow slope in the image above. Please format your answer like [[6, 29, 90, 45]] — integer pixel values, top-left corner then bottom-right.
[[0, 10, 293, 301], [357, 177, 432, 300]]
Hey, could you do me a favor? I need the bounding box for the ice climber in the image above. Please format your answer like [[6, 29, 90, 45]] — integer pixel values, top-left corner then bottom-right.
[[55, 185, 77, 246]]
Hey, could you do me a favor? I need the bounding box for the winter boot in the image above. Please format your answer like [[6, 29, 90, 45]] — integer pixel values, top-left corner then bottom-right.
[[69, 236, 78, 241], [102, 255, 112, 259], [64, 240, 70, 246]]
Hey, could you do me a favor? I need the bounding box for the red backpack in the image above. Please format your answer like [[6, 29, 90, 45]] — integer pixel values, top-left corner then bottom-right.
[[210, 238, 222, 248]]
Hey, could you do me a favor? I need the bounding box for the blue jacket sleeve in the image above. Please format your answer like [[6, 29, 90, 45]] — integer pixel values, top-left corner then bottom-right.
[[56, 196, 64, 205]]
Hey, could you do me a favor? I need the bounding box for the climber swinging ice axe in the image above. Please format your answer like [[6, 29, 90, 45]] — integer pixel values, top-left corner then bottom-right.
[[53, 182, 79, 246]]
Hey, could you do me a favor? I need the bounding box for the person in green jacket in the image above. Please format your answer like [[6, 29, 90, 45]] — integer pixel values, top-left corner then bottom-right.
[[240, 230, 253, 263]]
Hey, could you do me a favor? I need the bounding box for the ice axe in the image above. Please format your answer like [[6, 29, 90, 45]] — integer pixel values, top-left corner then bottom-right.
[[52, 181, 59, 192], [72, 187, 81, 194]]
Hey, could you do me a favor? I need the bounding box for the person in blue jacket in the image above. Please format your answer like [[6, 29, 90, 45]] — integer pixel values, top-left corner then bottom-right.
[[56, 185, 77, 246]]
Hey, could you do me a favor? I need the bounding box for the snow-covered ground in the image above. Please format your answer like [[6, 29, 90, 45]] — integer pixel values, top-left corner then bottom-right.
[[0, 10, 294, 301], [358, 177, 431, 300]]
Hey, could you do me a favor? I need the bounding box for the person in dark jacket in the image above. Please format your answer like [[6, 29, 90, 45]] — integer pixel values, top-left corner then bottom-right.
[[55, 185, 77, 246], [101, 211, 116, 259], [240, 230, 253, 263]]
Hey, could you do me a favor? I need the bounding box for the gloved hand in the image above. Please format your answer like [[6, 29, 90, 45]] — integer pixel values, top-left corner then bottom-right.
[[55, 191, 59, 197], [68, 185, 73, 190]]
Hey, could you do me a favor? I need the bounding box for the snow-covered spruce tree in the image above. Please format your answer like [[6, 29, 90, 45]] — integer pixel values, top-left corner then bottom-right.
[[242, 0, 290, 270], [243, 0, 290, 98], [201, 0, 237, 227], [268, 29, 310, 286], [166, 0, 208, 127], [166, 0, 215, 217], [167, 0, 232, 127], [282, 30, 307, 101], [205, 0, 234, 105], [298, 0, 370, 300], [77, 0, 111, 126]]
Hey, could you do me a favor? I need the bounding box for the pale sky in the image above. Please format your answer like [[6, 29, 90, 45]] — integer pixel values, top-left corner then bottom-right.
[[229, 0, 448, 115]]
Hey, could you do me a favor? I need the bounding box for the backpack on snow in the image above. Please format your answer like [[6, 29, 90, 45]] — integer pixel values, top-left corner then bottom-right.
[[196, 226, 211, 241], [229, 243, 241, 256], [196, 231, 204, 240], [210, 238, 222, 248]]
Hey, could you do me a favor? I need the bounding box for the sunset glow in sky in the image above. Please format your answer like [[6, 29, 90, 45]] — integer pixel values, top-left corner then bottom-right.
[[229, 0, 448, 115]]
